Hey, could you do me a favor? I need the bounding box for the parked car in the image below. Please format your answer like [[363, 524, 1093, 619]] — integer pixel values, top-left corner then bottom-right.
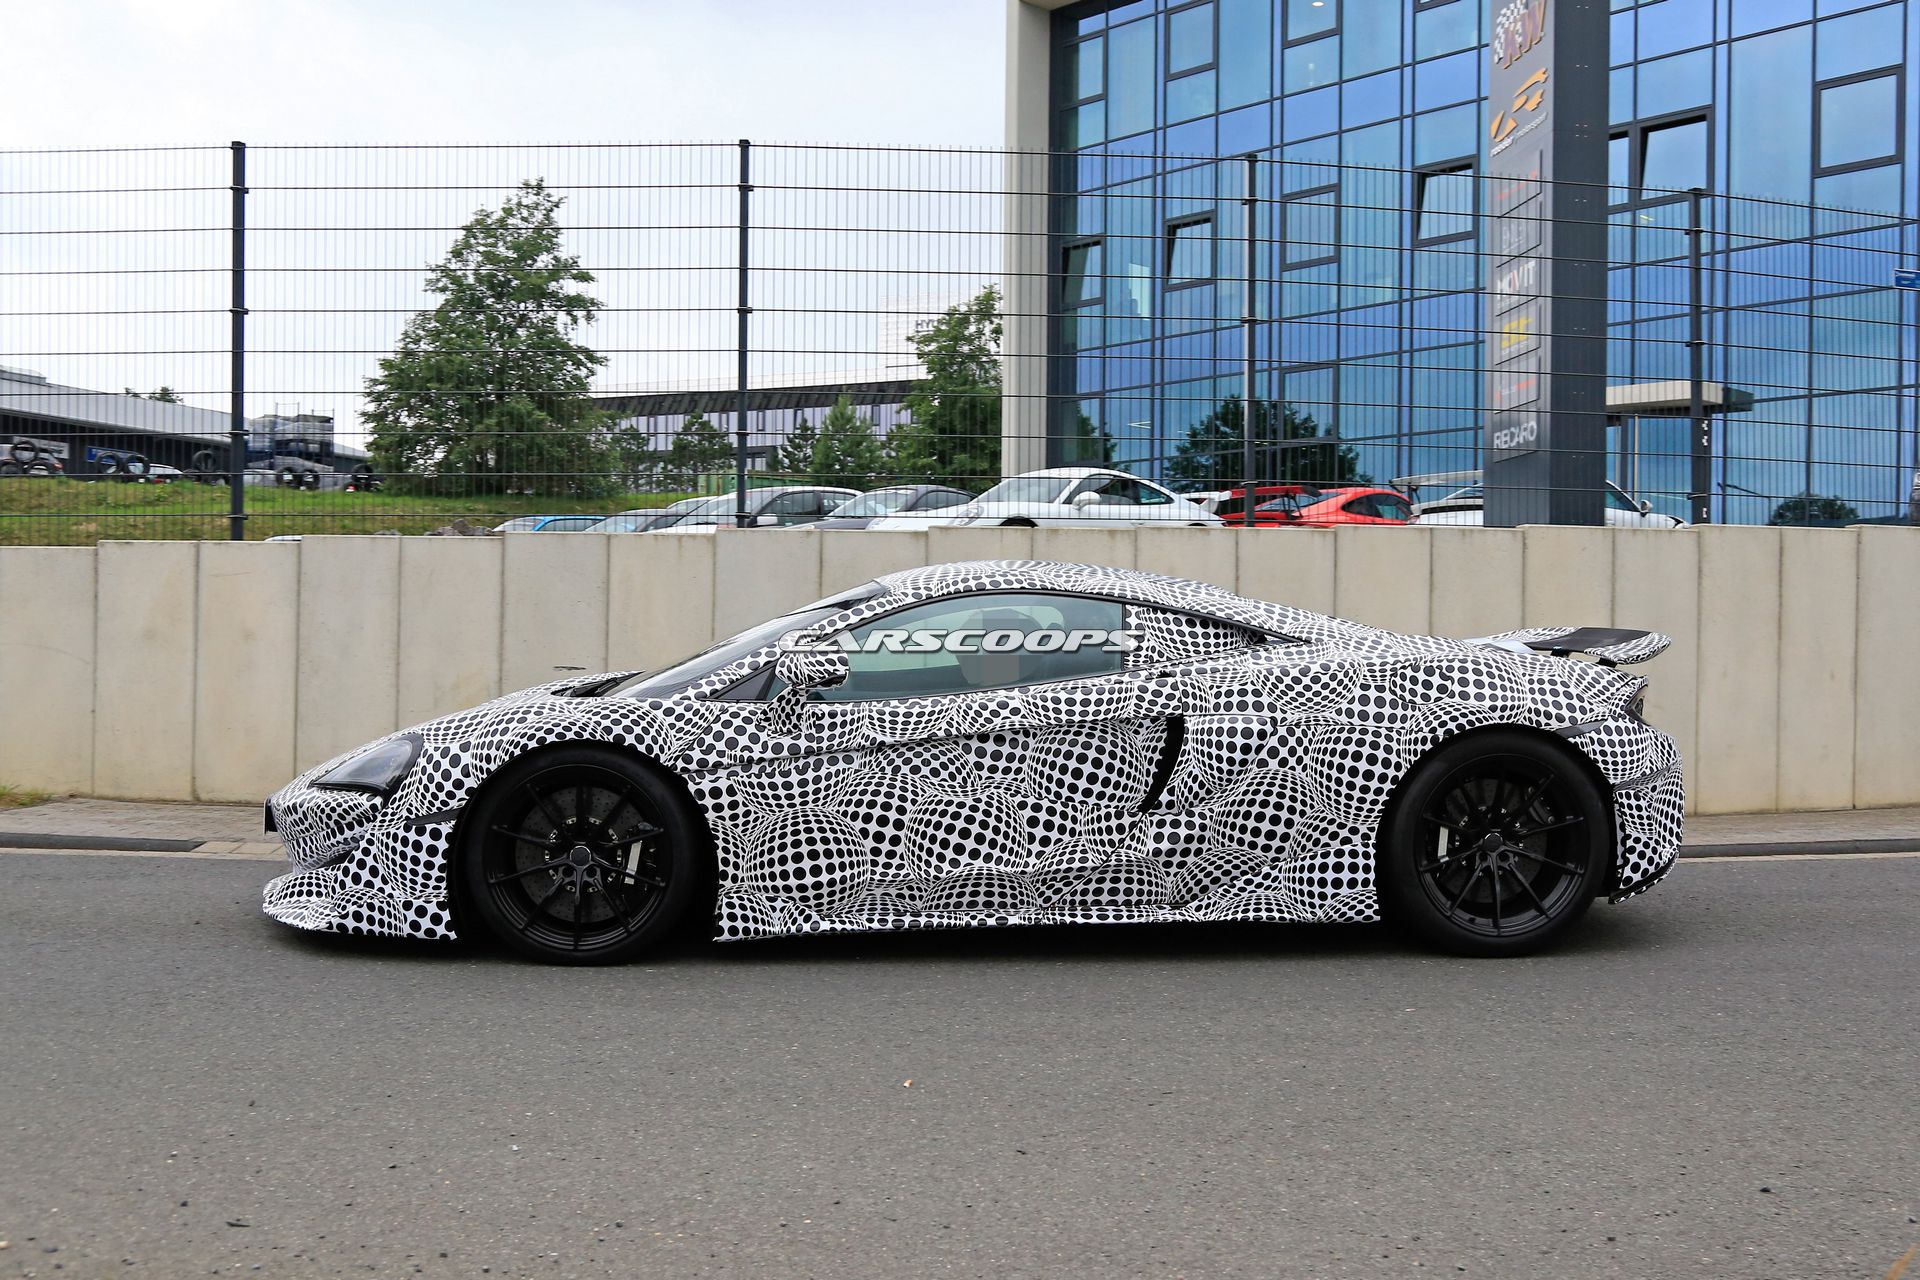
[[868, 468, 1220, 528], [263, 559, 1684, 964], [664, 486, 860, 531], [1289, 486, 1415, 526], [1396, 471, 1686, 528], [493, 515, 606, 533], [588, 498, 722, 534], [1210, 484, 1325, 525], [805, 484, 977, 530]]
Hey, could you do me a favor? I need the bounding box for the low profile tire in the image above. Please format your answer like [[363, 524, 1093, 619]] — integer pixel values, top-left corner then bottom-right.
[[456, 745, 701, 965], [0, 460, 20, 477], [1378, 730, 1610, 958], [9, 440, 39, 465], [277, 467, 298, 488]]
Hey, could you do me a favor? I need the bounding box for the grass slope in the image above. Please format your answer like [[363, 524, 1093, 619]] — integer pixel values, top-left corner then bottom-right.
[[0, 479, 696, 545]]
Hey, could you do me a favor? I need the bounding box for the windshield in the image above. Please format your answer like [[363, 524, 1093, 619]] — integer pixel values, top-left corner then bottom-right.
[[495, 516, 543, 532], [592, 513, 656, 533], [833, 489, 916, 517], [608, 583, 887, 698], [976, 476, 1072, 505]]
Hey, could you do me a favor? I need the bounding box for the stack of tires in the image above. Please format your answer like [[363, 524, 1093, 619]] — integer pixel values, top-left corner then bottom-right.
[[0, 441, 62, 477], [97, 450, 152, 480]]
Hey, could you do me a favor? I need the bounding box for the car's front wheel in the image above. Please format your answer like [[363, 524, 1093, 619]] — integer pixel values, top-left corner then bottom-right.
[[456, 745, 702, 964], [1378, 730, 1610, 957]]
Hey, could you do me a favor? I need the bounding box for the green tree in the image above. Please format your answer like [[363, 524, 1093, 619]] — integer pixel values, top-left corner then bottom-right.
[[363, 179, 612, 497], [1166, 397, 1368, 489], [1767, 492, 1860, 526], [663, 411, 734, 490], [888, 287, 1001, 486], [124, 387, 181, 402], [810, 395, 887, 489], [770, 413, 819, 479]]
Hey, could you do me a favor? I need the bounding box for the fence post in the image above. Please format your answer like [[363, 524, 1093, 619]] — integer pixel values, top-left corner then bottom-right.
[[735, 138, 752, 520], [1241, 151, 1258, 512], [228, 140, 248, 541], [1686, 186, 1710, 525]]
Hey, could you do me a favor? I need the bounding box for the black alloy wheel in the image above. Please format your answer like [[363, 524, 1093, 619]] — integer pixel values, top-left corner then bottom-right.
[[1379, 730, 1609, 957], [458, 745, 700, 964]]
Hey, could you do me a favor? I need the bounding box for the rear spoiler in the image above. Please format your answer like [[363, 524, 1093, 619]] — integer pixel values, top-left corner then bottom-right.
[[1467, 626, 1671, 666]]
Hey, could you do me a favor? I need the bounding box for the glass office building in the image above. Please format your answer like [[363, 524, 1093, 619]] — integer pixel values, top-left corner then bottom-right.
[[1030, 0, 1918, 522]]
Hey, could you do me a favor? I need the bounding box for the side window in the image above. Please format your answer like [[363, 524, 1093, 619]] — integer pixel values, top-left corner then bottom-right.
[[1376, 494, 1412, 521], [765, 491, 821, 523], [1071, 475, 1171, 506], [814, 593, 1130, 702], [1344, 494, 1380, 518]]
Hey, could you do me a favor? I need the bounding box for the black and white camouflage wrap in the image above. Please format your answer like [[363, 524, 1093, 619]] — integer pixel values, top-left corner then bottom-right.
[[263, 560, 1684, 942]]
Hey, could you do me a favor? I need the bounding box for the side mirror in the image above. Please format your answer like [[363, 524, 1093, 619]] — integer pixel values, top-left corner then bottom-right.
[[1639, 499, 1653, 514], [1071, 491, 1101, 509], [773, 645, 851, 694], [750, 513, 779, 528]]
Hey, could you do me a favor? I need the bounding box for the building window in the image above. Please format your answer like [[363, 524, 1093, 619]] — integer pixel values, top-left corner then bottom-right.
[[1166, 2, 1215, 76], [1640, 117, 1709, 192], [1608, 112, 1711, 207], [1062, 240, 1104, 307], [1414, 162, 1475, 244], [1285, 0, 1339, 45], [1165, 215, 1215, 287], [1816, 70, 1903, 175], [1282, 186, 1337, 268], [1069, 35, 1104, 104]]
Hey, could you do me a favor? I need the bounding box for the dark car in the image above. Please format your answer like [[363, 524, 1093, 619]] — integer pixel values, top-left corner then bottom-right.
[[804, 484, 976, 530], [665, 486, 861, 531]]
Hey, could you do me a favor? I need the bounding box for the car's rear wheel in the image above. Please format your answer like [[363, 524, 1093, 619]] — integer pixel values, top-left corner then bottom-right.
[[457, 745, 700, 964], [1378, 730, 1609, 957]]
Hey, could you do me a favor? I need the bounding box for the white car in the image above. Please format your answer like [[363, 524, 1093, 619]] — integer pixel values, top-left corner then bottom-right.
[[1396, 471, 1686, 528], [868, 468, 1221, 529]]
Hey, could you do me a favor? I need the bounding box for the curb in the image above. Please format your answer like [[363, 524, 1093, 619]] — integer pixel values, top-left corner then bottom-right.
[[0, 832, 206, 852], [1678, 837, 1920, 858]]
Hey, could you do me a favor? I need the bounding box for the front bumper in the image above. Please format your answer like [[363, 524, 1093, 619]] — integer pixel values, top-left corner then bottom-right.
[[262, 770, 462, 941]]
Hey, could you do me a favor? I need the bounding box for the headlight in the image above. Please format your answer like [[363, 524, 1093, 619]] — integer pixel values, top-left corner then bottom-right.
[[314, 734, 421, 795]]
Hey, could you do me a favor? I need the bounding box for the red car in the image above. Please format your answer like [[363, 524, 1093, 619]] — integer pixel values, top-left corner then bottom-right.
[[1290, 486, 1414, 526], [1212, 484, 1322, 526]]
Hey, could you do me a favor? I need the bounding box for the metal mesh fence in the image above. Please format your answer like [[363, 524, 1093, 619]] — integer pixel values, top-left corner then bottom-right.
[[1, 140, 1915, 543]]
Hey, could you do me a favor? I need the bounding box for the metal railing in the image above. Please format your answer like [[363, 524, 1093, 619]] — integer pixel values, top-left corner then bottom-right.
[[1, 140, 1915, 543]]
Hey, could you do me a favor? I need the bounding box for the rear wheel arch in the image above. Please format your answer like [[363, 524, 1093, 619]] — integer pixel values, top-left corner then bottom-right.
[[1376, 722, 1619, 898]]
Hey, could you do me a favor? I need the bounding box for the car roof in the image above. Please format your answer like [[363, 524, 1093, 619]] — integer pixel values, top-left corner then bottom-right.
[[1013, 466, 1137, 480]]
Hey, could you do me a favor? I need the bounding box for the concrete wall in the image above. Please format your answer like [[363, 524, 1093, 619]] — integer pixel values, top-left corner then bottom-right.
[[0, 526, 1914, 814]]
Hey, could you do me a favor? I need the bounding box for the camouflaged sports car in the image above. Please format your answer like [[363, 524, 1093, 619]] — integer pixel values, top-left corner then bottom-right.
[[263, 560, 1684, 963]]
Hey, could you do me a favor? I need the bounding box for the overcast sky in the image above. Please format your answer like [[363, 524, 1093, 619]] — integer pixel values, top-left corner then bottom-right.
[[12, 0, 1006, 147], [6, 1, 1011, 431]]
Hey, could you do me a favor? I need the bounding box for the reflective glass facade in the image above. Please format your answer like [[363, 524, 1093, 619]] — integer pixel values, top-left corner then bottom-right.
[[1045, 0, 1920, 523]]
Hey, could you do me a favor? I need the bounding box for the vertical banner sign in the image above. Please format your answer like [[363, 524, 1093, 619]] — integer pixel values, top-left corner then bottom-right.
[[1484, 0, 1609, 526]]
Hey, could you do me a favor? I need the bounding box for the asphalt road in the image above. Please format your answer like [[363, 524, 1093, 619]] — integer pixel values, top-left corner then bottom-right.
[[2, 851, 1916, 1280]]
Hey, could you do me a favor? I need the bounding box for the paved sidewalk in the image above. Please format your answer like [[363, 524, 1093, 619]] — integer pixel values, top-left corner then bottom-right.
[[2, 795, 1918, 856], [0, 797, 278, 857]]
